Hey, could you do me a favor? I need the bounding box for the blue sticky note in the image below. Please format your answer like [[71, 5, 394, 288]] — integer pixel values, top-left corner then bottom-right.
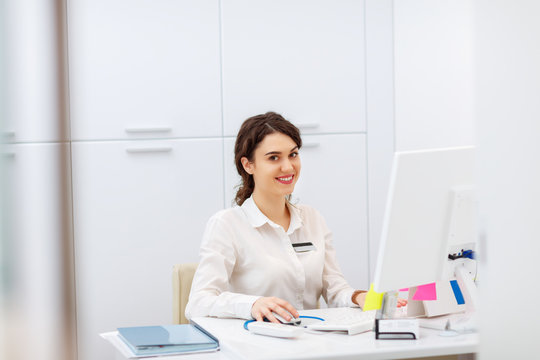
[[450, 280, 465, 305]]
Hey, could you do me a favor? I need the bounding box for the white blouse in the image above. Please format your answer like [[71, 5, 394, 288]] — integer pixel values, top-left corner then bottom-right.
[[185, 197, 357, 320]]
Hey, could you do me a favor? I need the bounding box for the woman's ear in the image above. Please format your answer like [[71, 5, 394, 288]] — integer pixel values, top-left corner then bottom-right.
[[241, 157, 253, 175]]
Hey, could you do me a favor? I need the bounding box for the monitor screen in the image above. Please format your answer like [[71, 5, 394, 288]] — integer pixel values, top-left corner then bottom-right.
[[373, 146, 476, 293]]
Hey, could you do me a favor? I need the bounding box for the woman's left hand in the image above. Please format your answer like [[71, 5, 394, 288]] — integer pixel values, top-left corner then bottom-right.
[[353, 291, 408, 308], [397, 298, 408, 307]]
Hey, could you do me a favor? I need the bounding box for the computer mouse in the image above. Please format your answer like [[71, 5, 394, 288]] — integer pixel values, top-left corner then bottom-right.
[[266, 312, 301, 325]]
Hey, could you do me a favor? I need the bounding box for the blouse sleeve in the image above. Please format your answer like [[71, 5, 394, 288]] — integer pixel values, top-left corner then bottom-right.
[[319, 213, 357, 308], [185, 214, 260, 320]]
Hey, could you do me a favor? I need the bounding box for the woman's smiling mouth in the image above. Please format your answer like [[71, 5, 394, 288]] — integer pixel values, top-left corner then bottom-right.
[[276, 175, 294, 184]]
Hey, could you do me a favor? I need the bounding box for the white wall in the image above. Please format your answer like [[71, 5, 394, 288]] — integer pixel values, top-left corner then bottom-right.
[[365, 0, 395, 280], [366, 0, 477, 280], [476, 1, 540, 358], [393, 0, 476, 152]]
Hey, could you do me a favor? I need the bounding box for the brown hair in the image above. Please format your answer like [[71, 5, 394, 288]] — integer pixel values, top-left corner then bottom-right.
[[234, 112, 302, 206]]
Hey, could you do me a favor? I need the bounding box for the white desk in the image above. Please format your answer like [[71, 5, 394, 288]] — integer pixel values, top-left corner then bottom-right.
[[106, 308, 478, 360], [192, 308, 478, 360]]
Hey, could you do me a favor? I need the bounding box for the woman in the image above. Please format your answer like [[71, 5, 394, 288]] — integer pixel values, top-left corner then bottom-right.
[[185, 112, 400, 323]]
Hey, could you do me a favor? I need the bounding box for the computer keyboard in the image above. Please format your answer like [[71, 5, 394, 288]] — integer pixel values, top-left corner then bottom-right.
[[306, 308, 376, 335]]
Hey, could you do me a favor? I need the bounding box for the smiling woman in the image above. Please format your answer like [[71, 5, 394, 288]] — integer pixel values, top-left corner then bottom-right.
[[240, 132, 301, 230], [233, 112, 302, 208], [184, 112, 390, 324]]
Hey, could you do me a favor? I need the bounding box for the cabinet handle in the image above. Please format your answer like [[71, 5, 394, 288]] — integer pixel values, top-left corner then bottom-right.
[[126, 147, 172, 154], [2, 131, 15, 138], [302, 142, 320, 148], [125, 127, 172, 134], [296, 123, 320, 130], [2, 152, 15, 158]]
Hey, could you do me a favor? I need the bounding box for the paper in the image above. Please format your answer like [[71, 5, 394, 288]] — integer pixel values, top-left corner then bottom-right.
[[412, 282, 437, 301], [101, 332, 135, 359], [363, 283, 384, 311]]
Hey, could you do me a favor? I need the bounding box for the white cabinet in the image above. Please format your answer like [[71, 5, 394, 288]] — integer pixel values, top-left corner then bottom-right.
[[67, 0, 222, 140], [72, 138, 224, 360], [1, 143, 69, 360], [221, 0, 366, 136], [224, 134, 369, 290], [293, 135, 369, 290]]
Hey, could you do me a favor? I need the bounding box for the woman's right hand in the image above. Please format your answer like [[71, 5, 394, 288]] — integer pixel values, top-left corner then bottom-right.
[[251, 296, 299, 323]]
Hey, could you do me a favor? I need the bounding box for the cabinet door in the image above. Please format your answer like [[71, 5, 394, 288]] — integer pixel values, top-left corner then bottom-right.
[[1, 143, 70, 359], [224, 134, 369, 291], [72, 139, 224, 360], [67, 0, 222, 140], [221, 0, 366, 136]]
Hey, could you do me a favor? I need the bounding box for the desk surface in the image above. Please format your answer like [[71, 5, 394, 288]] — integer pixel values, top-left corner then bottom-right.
[[105, 308, 478, 360], [192, 308, 478, 360]]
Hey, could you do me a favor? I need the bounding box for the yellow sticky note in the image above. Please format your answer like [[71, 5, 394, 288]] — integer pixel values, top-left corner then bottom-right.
[[363, 283, 384, 311]]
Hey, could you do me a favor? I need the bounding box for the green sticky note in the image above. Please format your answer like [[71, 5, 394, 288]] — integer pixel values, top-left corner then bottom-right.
[[363, 283, 384, 311]]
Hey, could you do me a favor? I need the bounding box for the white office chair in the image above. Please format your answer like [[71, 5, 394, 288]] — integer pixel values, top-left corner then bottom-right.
[[172, 263, 198, 324]]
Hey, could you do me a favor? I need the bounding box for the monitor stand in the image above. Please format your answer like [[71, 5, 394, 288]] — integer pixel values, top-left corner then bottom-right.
[[377, 291, 399, 319], [404, 266, 478, 319], [386, 267, 479, 336]]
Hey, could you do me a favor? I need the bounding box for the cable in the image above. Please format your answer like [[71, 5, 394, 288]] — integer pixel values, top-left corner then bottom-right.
[[448, 249, 475, 260], [243, 315, 325, 331]]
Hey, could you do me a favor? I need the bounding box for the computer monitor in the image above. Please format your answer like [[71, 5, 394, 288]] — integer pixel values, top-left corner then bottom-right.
[[373, 146, 477, 306]]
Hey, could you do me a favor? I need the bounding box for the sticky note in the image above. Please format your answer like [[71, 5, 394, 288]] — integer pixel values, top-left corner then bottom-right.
[[412, 282, 437, 301], [399, 288, 409, 292], [450, 280, 465, 305], [363, 283, 384, 311]]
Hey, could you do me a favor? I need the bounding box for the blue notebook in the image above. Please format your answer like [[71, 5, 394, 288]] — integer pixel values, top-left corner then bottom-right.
[[117, 324, 219, 356]]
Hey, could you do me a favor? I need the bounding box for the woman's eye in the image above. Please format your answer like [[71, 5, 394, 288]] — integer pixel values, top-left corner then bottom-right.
[[290, 152, 299, 158], [269, 155, 279, 161]]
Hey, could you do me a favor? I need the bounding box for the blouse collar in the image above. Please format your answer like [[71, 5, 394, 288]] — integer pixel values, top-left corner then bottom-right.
[[241, 196, 303, 235]]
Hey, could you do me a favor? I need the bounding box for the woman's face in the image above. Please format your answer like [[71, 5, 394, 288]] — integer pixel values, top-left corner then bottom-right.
[[242, 132, 301, 200]]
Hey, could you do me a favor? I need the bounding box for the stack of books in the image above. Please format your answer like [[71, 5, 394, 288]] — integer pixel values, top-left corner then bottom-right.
[[116, 324, 219, 357]]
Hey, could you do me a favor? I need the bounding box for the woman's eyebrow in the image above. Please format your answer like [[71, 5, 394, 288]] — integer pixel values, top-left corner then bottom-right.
[[264, 146, 298, 156]]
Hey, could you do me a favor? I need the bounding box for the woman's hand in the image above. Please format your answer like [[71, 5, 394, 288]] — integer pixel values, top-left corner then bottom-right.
[[353, 291, 408, 308], [353, 291, 367, 308], [251, 296, 299, 323], [397, 298, 408, 307]]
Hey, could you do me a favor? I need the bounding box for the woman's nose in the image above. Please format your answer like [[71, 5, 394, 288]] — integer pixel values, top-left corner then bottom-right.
[[281, 158, 294, 172]]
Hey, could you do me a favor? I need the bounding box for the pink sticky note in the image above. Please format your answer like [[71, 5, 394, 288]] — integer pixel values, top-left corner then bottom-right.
[[412, 282, 437, 301], [399, 288, 409, 292]]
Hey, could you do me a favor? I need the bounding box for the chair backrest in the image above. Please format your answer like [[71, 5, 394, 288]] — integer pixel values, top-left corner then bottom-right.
[[172, 263, 198, 324]]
